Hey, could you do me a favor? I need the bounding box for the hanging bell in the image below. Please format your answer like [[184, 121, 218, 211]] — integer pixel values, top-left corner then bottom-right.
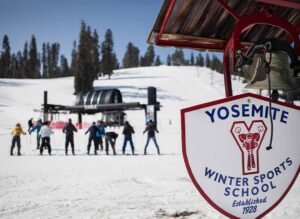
[[245, 52, 296, 90], [242, 54, 265, 81], [285, 77, 300, 102]]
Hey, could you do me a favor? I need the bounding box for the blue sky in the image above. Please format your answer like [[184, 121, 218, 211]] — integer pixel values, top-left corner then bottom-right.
[[0, 0, 218, 65]]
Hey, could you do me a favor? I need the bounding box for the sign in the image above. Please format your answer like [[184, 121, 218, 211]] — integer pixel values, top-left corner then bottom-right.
[[181, 93, 299, 218], [146, 105, 155, 122]]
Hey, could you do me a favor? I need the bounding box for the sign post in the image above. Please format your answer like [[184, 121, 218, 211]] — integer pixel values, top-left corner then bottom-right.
[[181, 93, 299, 218]]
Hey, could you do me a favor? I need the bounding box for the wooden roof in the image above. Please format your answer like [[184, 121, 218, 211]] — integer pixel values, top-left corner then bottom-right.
[[147, 0, 300, 51]]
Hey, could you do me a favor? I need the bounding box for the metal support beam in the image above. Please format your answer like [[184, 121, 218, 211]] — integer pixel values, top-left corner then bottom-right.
[[216, 0, 241, 21], [43, 91, 48, 122], [224, 38, 234, 97], [156, 0, 176, 43]]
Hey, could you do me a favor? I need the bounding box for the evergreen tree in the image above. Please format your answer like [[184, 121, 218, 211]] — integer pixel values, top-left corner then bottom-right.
[[167, 54, 172, 66], [60, 55, 70, 77], [196, 53, 204, 66], [100, 29, 117, 79], [51, 43, 60, 77], [41, 43, 47, 78], [28, 35, 40, 78], [141, 45, 155, 66], [70, 41, 78, 77], [154, 55, 162, 66], [46, 43, 52, 78], [22, 42, 29, 78], [172, 49, 185, 66], [10, 53, 17, 78], [190, 52, 195, 66], [211, 55, 217, 71], [0, 35, 11, 78], [74, 21, 94, 94], [92, 30, 100, 79], [205, 53, 211, 69], [15, 51, 23, 78], [122, 42, 139, 68]]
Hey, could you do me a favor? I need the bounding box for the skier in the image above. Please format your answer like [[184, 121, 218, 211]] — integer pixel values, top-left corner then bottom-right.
[[28, 118, 34, 132], [143, 120, 160, 155], [62, 118, 78, 155], [122, 121, 135, 155], [96, 120, 106, 151], [105, 131, 118, 155], [85, 122, 100, 155], [10, 123, 26, 156], [39, 121, 54, 155], [29, 119, 42, 149]]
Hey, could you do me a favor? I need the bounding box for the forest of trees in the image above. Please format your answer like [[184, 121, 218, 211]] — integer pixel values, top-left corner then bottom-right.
[[0, 21, 224, 93]]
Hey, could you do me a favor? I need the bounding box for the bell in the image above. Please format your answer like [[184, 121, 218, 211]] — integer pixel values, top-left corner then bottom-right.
[[242, 54, 265, 81], [245, 52, 296, 90], [285, 77, 300, 101]]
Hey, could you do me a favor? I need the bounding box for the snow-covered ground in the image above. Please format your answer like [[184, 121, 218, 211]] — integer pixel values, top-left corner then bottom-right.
[[0, 66, 299, 218]]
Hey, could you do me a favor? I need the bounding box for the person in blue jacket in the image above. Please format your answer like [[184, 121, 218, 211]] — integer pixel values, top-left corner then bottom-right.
[[85, 122, 100, 155], [29, 119, 42, 149], [96, 120, 106, 151]]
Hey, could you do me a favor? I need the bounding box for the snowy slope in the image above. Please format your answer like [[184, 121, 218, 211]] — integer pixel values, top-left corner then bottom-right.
[[0, 66, 298, 219]]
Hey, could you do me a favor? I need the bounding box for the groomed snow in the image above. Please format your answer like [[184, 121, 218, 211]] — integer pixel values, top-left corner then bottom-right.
[[0, 66, 299, 218]]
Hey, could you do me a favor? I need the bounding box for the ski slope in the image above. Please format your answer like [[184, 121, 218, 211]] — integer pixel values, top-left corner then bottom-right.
[[0, 66, 299, 218]]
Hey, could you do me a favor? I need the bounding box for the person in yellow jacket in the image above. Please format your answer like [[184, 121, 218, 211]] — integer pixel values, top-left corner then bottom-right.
[[10, 123, 26, 156]]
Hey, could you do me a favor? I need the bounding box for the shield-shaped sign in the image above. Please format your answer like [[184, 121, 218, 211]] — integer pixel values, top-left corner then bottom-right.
[[181, 93, 299, 218]]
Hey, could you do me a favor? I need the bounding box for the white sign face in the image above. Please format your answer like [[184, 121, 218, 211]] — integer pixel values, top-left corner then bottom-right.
[[181, 93, 300, 218]]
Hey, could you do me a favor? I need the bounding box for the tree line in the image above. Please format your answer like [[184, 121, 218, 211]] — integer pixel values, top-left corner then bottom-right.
[[0, 20, 223, 93]]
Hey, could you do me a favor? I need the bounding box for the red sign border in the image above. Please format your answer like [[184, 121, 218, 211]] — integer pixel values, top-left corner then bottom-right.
[[181, 93, 300, 219]]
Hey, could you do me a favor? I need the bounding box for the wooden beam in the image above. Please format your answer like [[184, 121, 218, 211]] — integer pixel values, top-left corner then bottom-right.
[[254, 0, 300, 10]]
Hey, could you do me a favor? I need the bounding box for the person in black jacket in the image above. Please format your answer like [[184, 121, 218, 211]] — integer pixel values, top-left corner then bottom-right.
[[63, 118, 78, 155], [85, 122, 100, 155], [143, 120, 160, 155], [28, 118, 34, 132], [105, 131, 118, 155], [122, 121, 135, 155]]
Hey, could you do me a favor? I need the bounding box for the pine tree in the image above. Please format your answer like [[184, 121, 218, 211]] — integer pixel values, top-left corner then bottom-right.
[[154, 55, 162, 66], [141, 45, 155, 66], [22, 42, 30, 78], [205, 53, 211, 69], [196, 53, 204, 66], [0, 35, 11, 78], [70, 41, 78, 77], [167, 54, 172, 66], [16, 51, 23, 78], [123, 42, 140, 68], [45, 43, 52, 78], [10, 53, 17, 78], [92, 30, 100, 79], [190, 53, 195, 66], [60, 55, 70, 77], [28, 35, 40, 78], [74, 21, 95, 94], [211, 55, 218, 71], [100, 29, 117, 79], [172, 49, 185, 66], [41, 43, 47, 78]]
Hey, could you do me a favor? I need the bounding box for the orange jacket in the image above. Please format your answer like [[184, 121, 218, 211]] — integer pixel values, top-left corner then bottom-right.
[[11, 126, 26, 136]]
